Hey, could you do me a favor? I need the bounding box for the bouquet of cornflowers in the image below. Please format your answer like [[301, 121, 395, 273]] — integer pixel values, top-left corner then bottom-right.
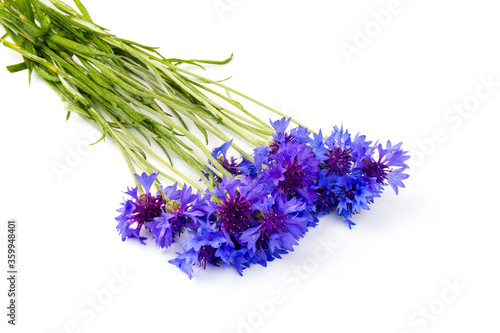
[[1, 0, 409, 278]]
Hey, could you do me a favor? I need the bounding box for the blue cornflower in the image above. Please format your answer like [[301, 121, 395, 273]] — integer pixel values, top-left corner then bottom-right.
[[215, 245, 250, 276], [350, 132, 373, 166], [208, 176, 266, 247], [255, 118, 313, 172], [115, 173, 165, 244], [255, 118, 292, 167], [334, 176, 375, 213], [312, 126, 409, 227], [263, 139, 320, 205], [168, 250, 198, 279], [240, 194, 308, 265], [270, 117, 291, 142], [253, 144, 270, 173], [211, 140, 256, 182], [169, 224, 226, 279], [145, 184, 207, 249], [319, 125, 355, 177], [355, 140, 410, 194], [314, 170, 379, 228], [325, 125, 352, 150], [308, 129, 329, 160], [268, 118, 310, 154], [289, 125, 312, 145], [323, 147, 353, 177], [314, 186, 338, 216]]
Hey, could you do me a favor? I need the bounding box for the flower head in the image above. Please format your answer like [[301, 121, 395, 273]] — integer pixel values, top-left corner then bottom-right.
[[319, 125, 356, 178], [240, 194, 308, 265], [263, 139, 320, 205], [168, 224, 226, 279], [211, 140, 256, 182], [208, 176, 266, 247], [355, 140, 410, 194], [115, 173, 165, 244], [146, 184, 207, 249], [215, 245, 250, 276]]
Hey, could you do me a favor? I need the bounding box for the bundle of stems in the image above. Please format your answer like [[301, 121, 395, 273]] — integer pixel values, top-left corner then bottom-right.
[[0, 0, 300, 192]]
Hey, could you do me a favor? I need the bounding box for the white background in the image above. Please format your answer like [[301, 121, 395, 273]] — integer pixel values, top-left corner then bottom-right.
[[1, 0, 499, 332]]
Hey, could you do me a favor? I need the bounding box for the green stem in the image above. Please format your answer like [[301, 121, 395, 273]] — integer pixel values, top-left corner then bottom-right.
[[173, 65, 317, 134], [99, 107, 204, 190]]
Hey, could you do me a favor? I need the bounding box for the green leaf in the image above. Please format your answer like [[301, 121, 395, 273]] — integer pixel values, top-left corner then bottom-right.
[[18, 0, 35, 22], [1, 39, 59, 73], [73, 0, 93, 22], [89, 131, 106, 145], [195, 122, 209, 145], [6, 62, 28, 73], [68, 16, 109, 35], [153, 139, 173, 166], [167, 53, 233, 67], [135, 128, 151, 146], [49, 0, 80, 17], [34, 65, 60, 82], [46, 34, 115, 58]]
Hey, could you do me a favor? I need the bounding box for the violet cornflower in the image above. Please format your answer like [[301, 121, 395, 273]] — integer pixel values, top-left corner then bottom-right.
[[208, 176, 266, 247], [240, 194, 308, 265], [145, 184, 207, 249], [115, 173, 165, 244]]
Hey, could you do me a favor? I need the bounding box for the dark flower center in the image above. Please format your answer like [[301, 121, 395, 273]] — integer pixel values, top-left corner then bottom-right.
[[279, 160, 306, 197], [218, 156, 243, 176], [323, 147, 352, 176], [132, 193, 165, 227], [362, 159, 389, 183], [217, 191, 254, 236], [170, 215, 191, 237], [269, 133, 292, 155], [314, 188, 339, 215], [256, 211, 288, 251], [164, 200, 191, 237], [215, 156, 243, 183], [197, 245, 220, 269]]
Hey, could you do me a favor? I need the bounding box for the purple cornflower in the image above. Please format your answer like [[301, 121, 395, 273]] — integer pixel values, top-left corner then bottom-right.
[[263, 139, 320, 205], [314, 174, 377, 228], [270, 117, 292, 142], [268, 118, 310, 155], [145, 184, 207, 249], [255, 118, 311, 171], [320, 125, 355, 177], [169, 224, 226, 279], [115, 173, 165, 244], [214, 245, 250, 276], [253, 118, 291, 171], [333, 175, 376, 225], [355, 141, 410, 194], [208, 176, 266, 247], [240, 194, 308, 265], [211, 140, 256, 182], [312, 126, 405, 227], [324, 147, 353, 176], [314, 186, 338, 216]]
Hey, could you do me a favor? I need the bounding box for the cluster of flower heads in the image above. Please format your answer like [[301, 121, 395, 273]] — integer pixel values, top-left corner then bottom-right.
[[116, 118, 410, 278]]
